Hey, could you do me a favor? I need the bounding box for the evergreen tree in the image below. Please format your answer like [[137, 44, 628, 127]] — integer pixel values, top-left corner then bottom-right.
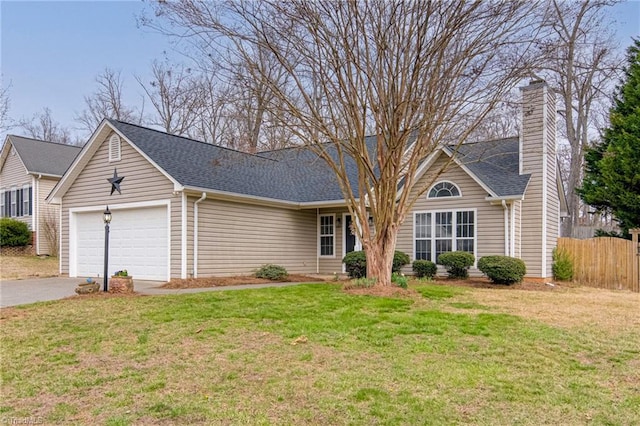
[[578, 39, 640, 237]]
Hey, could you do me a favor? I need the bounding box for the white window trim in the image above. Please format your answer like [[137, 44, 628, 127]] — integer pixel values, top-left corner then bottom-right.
[[10, 186, 16, 217], [0, 189, 5, 217], [318, 214, 336, 258], [427, 180, 463, 199], [108, 134, 122, 162], [412, 208, 478, 263], [22, 184, 31, 217]]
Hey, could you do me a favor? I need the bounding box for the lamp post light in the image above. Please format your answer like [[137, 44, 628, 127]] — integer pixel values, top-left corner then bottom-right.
[[103, 206, 112, 292]]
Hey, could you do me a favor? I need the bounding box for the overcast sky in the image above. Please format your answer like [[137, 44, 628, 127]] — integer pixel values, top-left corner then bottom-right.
[[1, 0, 639, 143]]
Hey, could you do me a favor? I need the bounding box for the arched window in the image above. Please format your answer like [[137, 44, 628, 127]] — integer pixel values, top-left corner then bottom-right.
[[428, 181, 461, 198]]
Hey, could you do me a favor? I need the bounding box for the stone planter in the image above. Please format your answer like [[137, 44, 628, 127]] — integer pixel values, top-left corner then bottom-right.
[[75, 281, 100, 295], [109, 276, 134, 294]]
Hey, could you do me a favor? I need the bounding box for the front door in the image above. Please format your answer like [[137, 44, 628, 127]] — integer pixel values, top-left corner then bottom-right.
[[343, 214, 362, 273], [344, 214, 357, 254]]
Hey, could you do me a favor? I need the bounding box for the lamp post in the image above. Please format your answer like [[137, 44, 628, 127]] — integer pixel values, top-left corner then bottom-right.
[[103, 206, 112, 292]]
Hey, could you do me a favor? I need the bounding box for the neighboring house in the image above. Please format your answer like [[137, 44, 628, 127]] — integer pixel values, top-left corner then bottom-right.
[[0, 136, 81, 255], [48, 80, 567, 281]]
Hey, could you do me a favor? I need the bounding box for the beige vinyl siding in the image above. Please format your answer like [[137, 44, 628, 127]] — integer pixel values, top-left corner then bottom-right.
[[397, 153, 506, 275], [36, 177, 59, 255], [60, 132, 178, 275], [545, 98, 559, 277], [520, 83, 555, 277], [196, 198, 317, 276], [0, 144, 31, 227]]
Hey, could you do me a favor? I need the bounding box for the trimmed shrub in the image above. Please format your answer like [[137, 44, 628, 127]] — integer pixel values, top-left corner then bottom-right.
[[255, 264, 288, 281], [477, 255, 526, 285], [437, 251, 475, 279], [0, 218, 31, 247], [412, 259, 437, 278], [552, 248, 573, 281], [342, 250, 367, 279], [392, 251, 410, 274], [342, 250, 411, 279]]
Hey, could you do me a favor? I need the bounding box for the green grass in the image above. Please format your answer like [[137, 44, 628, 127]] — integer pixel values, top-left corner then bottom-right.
[[1, 283, 638, 425]]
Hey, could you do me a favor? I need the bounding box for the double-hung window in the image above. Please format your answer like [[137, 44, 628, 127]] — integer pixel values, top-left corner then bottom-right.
[[414, 210, 475, 263], [0, 190, 5, 217], [10, 187, 16, 217], [22, 184, 32, 216], [319, 215, 335, 257]]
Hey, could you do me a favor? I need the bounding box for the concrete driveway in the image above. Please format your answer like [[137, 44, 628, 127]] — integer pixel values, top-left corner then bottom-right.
[[0, 277, 305, 308]]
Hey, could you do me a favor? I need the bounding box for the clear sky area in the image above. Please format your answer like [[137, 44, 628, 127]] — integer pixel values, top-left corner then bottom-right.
[[1, 0, 639, 143]]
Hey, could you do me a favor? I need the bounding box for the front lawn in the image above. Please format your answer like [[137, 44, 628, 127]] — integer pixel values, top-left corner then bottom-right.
[[0, 255, 58, 280], [1, 283, 638, 425]]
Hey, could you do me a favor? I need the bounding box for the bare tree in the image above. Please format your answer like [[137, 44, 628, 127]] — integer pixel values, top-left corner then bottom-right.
[[537, 0, 622, 237], [155, 0, 544, 285], [0, 82, 11, 134], [76, 68, 142, 135], [467, 93, 521, 142], [18, 107, 77, 145], [137, 61, 204, 136]]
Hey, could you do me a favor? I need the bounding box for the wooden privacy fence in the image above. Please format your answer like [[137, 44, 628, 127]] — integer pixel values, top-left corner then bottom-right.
[[557, 236, 640, 293]]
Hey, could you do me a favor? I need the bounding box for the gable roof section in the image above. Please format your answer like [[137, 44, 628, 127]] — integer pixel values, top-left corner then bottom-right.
[[443, 137, 531, 198], [1, 135, 81, 178]]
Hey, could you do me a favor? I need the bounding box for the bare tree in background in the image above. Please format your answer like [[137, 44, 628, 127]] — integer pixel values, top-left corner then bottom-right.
[[76, 68, 142, 136], [154, 0, 544, 286], [18, 107, 77, 145], [137, 61, 204, 136], [467, 92, 521, 142], [538, 0, 622, 237], [0, 82, 11, 134]]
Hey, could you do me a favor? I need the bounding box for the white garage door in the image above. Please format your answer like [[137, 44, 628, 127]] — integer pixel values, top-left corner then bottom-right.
[[73, 205, 169, 281]]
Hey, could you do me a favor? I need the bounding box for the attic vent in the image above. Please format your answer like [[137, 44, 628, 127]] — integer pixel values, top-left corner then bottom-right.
[[109, 134, 121, 162]]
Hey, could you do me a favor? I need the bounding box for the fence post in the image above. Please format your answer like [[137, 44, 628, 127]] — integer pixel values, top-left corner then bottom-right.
[[631, 229, 640, 292]]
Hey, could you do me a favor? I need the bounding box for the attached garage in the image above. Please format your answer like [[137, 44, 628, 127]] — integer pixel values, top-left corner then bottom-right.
[[69, 202, 170, 281]]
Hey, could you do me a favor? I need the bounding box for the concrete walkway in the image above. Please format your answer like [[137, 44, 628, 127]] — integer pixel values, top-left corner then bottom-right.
[[0, 277, 305, 308]]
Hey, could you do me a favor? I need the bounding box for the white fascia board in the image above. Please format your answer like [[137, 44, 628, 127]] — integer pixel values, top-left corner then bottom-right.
[[184, 185, 352, 210], [28, 172, 62, 179], [183, 185, 301, 209], [485, 195, 525, 204], [300, 199, 353, 208]]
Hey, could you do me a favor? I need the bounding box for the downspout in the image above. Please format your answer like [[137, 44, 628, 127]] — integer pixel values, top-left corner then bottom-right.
[[510, 202, 516, 257], [316, 208, 320, 274], [193, 192, 207, 278], [34, 175, 40, 255], [502, 200, 509, 256], [181, 192, 187, 279]]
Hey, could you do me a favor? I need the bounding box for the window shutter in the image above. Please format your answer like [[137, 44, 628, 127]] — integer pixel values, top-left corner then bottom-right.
[[29, 186, 33, 215], [16, 189, 22, 216], [109, 134, 121, 162]]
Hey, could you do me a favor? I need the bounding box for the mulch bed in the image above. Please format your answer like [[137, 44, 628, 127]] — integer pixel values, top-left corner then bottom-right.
[[160, 274, 329, 289]]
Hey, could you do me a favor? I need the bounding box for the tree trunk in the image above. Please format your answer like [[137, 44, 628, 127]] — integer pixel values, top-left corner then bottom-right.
[[364, 224, 397, 287]]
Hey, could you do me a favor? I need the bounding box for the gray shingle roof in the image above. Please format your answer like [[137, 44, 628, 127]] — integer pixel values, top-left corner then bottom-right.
[[445, 137, 531, 197], [109, 120, 528, 203], [8, 135, 81, 177], [108, 120, 378, 203]]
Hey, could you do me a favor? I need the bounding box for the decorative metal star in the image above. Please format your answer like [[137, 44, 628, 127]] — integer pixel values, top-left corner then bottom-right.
[[107, 168, 125, 195]]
